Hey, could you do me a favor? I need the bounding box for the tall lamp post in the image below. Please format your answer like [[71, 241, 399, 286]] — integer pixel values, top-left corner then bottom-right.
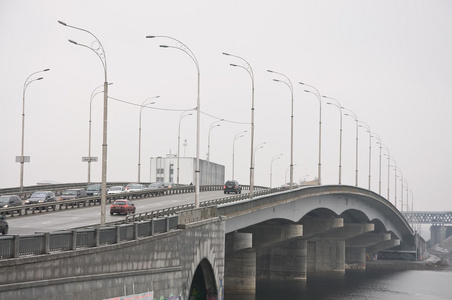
[[270, 154, 283, 188], [20, 68, 49, 191], [177, 111, 193, 185], [59, 20, 109, 225], [391, 157, 398, 208], [268, 70, 294, 190], [371, 132, 382, 195], [343, 108, 359, 187], [381, 144, 391, 200], [207, 119, 223, 184], [223, 52, 255, 197], [358, 121, 372, 190], [87, 83, 112, 185], [147, 35, 201, 207], [253, 142, 266, 167], [285, 164, 297, 187], [232, 130, 247, 180], [300, 83, 322, 185], [323, 96, 343, 184], [138, 96, 159, 183]]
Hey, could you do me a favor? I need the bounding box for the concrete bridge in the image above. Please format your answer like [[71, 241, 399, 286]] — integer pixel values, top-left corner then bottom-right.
[[0, 185, 422, 300]]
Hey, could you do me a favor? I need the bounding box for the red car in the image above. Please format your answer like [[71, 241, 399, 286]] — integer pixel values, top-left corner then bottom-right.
[[110, 200, 136, 215]]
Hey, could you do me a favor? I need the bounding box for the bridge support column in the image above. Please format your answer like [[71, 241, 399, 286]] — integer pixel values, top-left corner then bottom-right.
[[307, 240, 345, 275], [224, 232, 256, 295], [264, 239, 307, 280], [430, 225, 447, 245], [345, 247, 366, 271]]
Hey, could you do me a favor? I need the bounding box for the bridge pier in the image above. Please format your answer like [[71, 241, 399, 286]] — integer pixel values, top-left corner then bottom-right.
[[430, 225, 447, 246]]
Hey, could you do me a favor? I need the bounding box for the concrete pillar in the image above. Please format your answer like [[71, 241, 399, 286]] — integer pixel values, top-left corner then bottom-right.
[[224, 249, 256, 295], [430, 225, 447, 245], [265, 239, 307, 280], [307, 240, 345, 275], [345, 247, 366, 271]]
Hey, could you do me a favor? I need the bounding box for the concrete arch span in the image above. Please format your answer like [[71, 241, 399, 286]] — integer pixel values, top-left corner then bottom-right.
[[189, 258, 218, 300]]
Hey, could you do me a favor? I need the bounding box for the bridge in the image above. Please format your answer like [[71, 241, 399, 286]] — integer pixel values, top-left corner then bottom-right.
[[0, 183, 425, 300]]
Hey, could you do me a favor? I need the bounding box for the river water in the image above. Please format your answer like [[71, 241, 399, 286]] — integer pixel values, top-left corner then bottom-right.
[[230, 269, 452, 299]]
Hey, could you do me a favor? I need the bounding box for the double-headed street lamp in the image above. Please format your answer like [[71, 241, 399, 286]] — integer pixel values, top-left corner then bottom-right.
[[371, 132, 383, 195], [270, 153, 283, 188], [223, 52, 256, 197], [147, 35, 201, 208], [20, 68, 49, 191], [300, 83, 322, 185], [207, 119, 223, 184], [323, 96, 343, 184], [268, 70, 294, 190], [177, 111, 193, 185], [232, 130, 247, 180], [59, 20, 109, 225], [343, 108, 359, 187], [358, 121, 372, 190], [381, 144, 391, 200], [253, 142, 266, 167], [138, 96, 160, 183]]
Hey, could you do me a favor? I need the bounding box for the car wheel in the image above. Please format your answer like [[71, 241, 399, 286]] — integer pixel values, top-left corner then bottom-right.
[[110, 212, 113, 215], [2, 226, 8, 235], [133, 208, 136, 214]]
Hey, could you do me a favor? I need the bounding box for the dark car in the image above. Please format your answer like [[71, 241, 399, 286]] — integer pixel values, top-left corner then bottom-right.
[[24, 191, 56, 208], [0, 195, 23, 212], [110, 199, 136, 215], [0, 215, 8, 235], [59, 188, 87, 201], [86, 184, 102, 196], [224, 180, 242, 194], [148, 182, 165, 195]]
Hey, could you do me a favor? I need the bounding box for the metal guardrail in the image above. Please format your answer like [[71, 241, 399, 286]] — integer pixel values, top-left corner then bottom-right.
[[0, 215, 178, 259]]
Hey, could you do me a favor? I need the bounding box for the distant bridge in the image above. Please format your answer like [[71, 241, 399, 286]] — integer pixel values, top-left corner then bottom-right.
[[402, 211, 452, 225]]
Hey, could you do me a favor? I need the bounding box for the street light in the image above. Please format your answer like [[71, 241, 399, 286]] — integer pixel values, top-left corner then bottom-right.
[[300, 83, 322, 185], [223, 52, 256, 197], [177, 111, 193, 185], [59, 20, 109, 225], [147, 35, 201, 208], [232, 130, 247, 180], [270, 154, 283, 188], [268, 69, 294, 190], [19, 68, 49, 191], [138, 96, 159, 183], [342, 108, 359, 187], [381, 144, 391, 200], [390, 157, 398, 208], [323, 96, 343, 184], [358, 121, 372, 190], [87, 83, 112, 185], [207, 119, 223, 184], [372, 132, 382, 195], [253, 142, 266, 167], [285, 164, 297, 187]]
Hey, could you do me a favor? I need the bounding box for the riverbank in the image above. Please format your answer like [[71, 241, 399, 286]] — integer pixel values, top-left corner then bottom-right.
[[367, 235, 452, 271]]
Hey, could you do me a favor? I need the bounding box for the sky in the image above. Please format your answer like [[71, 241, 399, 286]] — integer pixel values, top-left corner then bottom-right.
[[1, 0, 451, 212]]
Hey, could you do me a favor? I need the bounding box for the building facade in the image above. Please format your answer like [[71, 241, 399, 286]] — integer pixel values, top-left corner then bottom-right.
[[150, 155, 225, 185]]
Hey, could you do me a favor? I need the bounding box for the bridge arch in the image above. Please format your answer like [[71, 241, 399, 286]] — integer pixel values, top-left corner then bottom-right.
[[189, 258, 218, 300]]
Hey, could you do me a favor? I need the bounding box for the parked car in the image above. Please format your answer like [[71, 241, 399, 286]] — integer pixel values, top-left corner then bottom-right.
[[59, 188, 87, 201], [0, 195, 23, 212], [0, 215, 8, 235], [24, 191, 56, 208], [110, 199, 136, 215], [125, 183, 146, 192], [86, 184, 102, 196], [148, 182, 165, 195], [224, 180, 242, 194]]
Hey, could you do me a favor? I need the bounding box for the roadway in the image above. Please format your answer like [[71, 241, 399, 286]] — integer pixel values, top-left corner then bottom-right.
[[6, 190, 230, 235]]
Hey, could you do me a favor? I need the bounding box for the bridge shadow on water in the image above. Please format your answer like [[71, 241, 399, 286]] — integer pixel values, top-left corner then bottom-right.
[[226, 270, 431, 300]]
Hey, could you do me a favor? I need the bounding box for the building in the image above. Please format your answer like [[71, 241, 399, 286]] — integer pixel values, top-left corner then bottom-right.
[[150, 155, 225, 185]]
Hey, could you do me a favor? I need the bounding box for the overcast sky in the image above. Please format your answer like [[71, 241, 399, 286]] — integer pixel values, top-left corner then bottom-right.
[[1, 1, 451, 212]]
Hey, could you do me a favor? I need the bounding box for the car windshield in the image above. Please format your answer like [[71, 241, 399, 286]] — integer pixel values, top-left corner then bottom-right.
[[87, 185, 100, 191], [110, 187, 122, 191], [30, 192, 47, 198], [113, 201, 126, 205], [62, 190, 77, 195], [0, 197, 10, 204], [129, 184, 142, 189], [149, 183, 161, 188]]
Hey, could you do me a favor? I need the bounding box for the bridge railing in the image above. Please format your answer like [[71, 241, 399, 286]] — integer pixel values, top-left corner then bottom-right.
[[0, 215, 178, 259]]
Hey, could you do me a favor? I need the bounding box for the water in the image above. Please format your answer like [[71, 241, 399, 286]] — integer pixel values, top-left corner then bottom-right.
[[229, 269, 452, 299]]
